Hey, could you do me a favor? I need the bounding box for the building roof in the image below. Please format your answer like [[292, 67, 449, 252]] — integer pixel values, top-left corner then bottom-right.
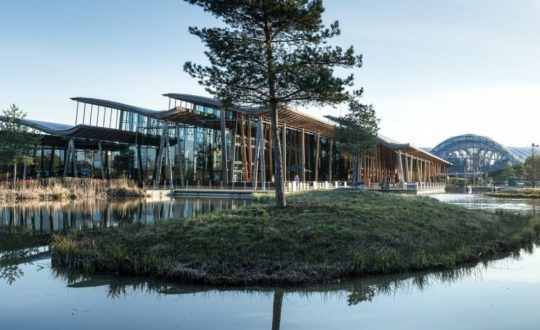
[[1, 117, 163, 146], [325, 115, 451, 166]]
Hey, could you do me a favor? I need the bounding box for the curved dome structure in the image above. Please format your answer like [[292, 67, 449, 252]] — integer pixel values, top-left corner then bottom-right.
[[430, 134, 520, 174]]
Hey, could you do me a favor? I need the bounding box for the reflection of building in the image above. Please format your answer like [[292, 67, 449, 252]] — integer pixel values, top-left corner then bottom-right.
[[0, 93, 450, 187], [429, 134, 521, 177]]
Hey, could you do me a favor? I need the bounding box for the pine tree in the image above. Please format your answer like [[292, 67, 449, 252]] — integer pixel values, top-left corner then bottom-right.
[[0, 104, 39, 188], [333, 98, 379, 185], [184, 0, 362, 207]]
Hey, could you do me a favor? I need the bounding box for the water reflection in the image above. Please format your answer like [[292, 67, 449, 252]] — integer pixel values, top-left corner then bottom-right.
[[3, 194, 540, 329], [431, 193, 540, 214], [46, 248, 530, 326], [0, 246, 50, 285], [0, 198, 250, 233]]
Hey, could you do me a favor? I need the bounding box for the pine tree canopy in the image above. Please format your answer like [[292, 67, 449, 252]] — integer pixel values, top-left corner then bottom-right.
[[0, 104, 38, 166], [184, 0, 362, 107], [333, 98, 380, 158]]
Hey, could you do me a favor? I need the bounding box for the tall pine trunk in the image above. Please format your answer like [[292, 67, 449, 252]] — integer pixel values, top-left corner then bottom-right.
[[270, 102, 286, 207], [264, 11, 286, 208]]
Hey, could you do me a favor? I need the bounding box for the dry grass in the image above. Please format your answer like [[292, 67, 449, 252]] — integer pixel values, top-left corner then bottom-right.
[[0, 178, 144, 202]]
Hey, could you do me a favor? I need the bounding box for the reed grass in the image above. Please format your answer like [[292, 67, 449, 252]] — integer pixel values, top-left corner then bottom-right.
[[486, 188, 540, 199], [0, 178, 145, 202]]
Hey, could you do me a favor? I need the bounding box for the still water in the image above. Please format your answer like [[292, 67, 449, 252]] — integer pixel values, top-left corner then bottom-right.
[[2, 194, 540, 330]]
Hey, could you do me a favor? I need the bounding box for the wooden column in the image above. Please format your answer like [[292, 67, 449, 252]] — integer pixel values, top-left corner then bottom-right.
[[301, 128, 305, 181], [282, 123, 287, 182], [240, 114, 248, 182], [267, 123, 273, 181], [314, 134, 320, 181], [220, 107, 228, 184], [252, 118, 261, 189], [403, 154, 409, 182], [328, 139, 333, 181], [247, 116, 253, 181], [230, 117, 238, 182], [175, 125, 185, 188], [260, 117, 266, 190]]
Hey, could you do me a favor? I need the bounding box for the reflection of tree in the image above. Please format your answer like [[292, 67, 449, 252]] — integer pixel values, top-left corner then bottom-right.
[[272, 290, 284, 330], [0, 247, 42, 285]]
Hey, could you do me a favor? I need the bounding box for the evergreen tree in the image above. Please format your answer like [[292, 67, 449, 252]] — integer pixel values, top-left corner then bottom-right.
[[184, 0, 362, 207], [524, 155, 540, 188], [333, 98, 379, 185], [0, 105, 39, 188]]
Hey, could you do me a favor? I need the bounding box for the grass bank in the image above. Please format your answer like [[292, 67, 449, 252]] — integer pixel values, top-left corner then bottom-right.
[[486, 188, 540, 199], [52, 190, 540, 285]]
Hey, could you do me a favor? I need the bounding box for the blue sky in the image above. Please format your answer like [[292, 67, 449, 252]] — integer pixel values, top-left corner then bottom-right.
[[1, 0, 540, 147]]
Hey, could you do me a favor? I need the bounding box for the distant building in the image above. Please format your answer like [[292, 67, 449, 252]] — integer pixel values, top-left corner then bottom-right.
[[429, 134, 524, 177], [0, 94, 450, 187]]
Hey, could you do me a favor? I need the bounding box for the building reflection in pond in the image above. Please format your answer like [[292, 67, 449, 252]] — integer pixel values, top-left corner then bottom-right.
[[0, 198, 251, 233]]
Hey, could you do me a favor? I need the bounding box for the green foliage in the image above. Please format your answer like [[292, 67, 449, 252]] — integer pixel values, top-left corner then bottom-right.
[[111, 148, 135, 178], [0, 104, 39, 167], [183, 0, 362, 107], [183, 0, 363, 207], [489, 161, 531, 185], [333, 98, 379, 158], [524, 155, 540, 186]]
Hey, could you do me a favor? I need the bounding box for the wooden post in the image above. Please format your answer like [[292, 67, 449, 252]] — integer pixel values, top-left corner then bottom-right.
[[403, 153, 409, 182], [252, 118, 261, 190], [220, 107, 228, 185], [175, 125, 185, 188], [165, 129, 174, 190], [267, 123, 273, 182], [230, 117, 238, 183], [301, 128, 305, 181], [154, 127, 166, 188], [247, 115, 253, 181], [282, 123, 287, 182], [328, 139, 333, 181], [260, 117, 266, 190], [314, 134, 320, 181]]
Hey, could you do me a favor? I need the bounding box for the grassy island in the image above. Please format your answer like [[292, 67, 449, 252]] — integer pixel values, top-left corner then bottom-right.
[[52, 190, 540, 285], [485, 188, 540, 199]]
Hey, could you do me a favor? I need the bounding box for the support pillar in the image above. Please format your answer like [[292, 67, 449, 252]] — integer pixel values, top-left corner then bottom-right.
[[282, 123, 287, 182], [314, 134, 320, 181], [98, 141, 106, 179], [220, 107, 228, 184], [301, 128, 305, 181], [154, 127, 166, 188], [328, 139, 333, 181], [175, 125, 185, 188], [63, 139, 74, 178]]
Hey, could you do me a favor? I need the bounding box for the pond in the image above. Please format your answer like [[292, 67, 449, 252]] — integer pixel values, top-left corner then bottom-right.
[[2, 194, 540, 330]]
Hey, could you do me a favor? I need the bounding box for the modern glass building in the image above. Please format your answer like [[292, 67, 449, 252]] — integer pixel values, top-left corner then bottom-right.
[[1, 93, 451, 187], [429, 134, 521, 176]]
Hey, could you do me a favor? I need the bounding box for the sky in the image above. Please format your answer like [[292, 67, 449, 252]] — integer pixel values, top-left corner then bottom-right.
[[1, 0, 540, 147]]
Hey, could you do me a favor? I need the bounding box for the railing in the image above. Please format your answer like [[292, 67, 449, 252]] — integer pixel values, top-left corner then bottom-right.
[[367, 182, 446, 191], [173, 181, 350, 192], [284, 181, 349, 192]]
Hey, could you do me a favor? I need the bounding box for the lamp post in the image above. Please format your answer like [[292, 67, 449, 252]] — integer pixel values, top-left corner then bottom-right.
[[532, 143, 538, 188]]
